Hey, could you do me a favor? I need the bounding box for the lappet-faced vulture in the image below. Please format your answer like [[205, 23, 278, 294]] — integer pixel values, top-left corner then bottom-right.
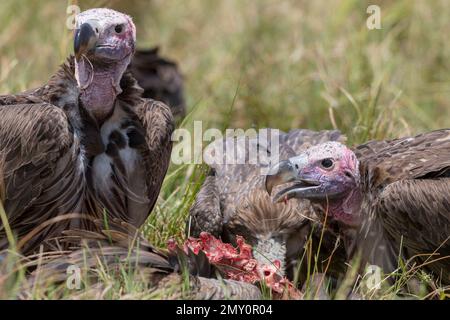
[[188, 129, 348, 281], [130, 47, 186, 121], [266, 129, 450, 284], [0, 9, 174, 255]]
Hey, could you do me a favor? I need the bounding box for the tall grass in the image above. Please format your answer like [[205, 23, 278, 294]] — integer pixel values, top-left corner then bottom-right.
[[0, 0, 449, 299]]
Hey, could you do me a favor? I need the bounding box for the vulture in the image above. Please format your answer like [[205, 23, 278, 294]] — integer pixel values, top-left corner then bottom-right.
[[188, 129, 348, 282], [0, 8, 174, 255], [16, 218, 261, 300], [130, 47, 186, 121], [0, 8, 263, 300], [265, 129, 450, 285]]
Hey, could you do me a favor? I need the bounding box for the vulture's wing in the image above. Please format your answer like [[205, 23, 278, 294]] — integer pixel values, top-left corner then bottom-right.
[[377, 179, 450, 282], [133, 99, 174, 222], [130, 48, 186, 120], [0, 90, 44, 105], [355, 129, 450, 280], [0, 103, 82, 253], [354, 129, 450, 188], [93, 99, 174, 227]]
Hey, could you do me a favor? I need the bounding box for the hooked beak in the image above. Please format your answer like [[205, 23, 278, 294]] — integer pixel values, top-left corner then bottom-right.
[[74, 22, 99, 60], [264, 160, 297, 195], [264, 156, 322, 203]]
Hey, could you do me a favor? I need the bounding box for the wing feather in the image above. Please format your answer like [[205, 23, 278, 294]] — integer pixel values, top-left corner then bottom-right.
[[128, 99, 174, 225], [376, 179, 450, 282], [355, 129, 450, 188], [355, 129, 450, 281], [0, 103, 82, 254]]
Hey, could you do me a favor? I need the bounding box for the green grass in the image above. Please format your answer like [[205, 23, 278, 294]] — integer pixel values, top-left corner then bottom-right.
[[0, 0, 449, 299]]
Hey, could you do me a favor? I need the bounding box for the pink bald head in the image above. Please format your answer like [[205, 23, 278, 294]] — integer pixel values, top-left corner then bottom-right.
[[73, 8, 137, 122], [266, 141, 362, 226]]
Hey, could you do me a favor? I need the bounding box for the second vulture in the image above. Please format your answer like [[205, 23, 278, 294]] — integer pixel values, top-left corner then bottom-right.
[[266, 129, 450, 285]]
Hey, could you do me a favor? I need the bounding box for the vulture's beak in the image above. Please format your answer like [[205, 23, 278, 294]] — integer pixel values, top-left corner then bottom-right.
[[74, 21, 99, 60], [264, 160, 297, 195], [264, 156, 322, 203]]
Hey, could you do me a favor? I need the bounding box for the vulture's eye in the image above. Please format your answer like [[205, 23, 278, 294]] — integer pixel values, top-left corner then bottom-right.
[[320, 158, 334, 169], [114, 24, 124, 34]]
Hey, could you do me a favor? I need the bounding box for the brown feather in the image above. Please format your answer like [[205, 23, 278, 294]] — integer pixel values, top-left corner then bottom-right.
[[0, 56, 174, 255], [353, 129, 450, 283]]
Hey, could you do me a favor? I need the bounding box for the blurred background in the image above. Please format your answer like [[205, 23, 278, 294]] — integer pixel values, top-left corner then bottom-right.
[[1, 0, 449, 245]]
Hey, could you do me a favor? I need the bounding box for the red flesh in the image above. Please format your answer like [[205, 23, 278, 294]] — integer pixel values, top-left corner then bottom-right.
[[168, 232, 302, 299]]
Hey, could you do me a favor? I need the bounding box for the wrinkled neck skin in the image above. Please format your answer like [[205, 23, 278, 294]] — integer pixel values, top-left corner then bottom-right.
[[75, 55, 131, 123], [313, 187, 363, 259], [320, 187, 363, 230]]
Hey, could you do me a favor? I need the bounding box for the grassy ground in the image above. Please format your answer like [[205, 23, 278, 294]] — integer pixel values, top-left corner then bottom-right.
[[0, 0, 449, 299]]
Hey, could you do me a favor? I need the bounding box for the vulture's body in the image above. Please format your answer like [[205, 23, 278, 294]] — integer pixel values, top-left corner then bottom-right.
[[0, 58, 173, 254], [267, 129, 450, 285], [130, 47, 186, 120], [353, 129, 450, 282], [0, 8, 263, 300], [0, 9, 174, 256], [189, 129, 347, 280]]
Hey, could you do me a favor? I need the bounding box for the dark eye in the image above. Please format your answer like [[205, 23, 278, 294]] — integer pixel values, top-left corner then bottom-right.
[[114, 24, 124, 34], [320, 158, 334, 169]]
